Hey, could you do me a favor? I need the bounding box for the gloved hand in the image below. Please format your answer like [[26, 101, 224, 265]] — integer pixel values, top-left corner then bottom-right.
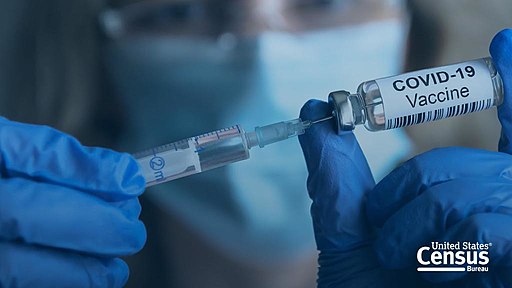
[[0, 117, 146, 287], [298, 28, 512, 288]]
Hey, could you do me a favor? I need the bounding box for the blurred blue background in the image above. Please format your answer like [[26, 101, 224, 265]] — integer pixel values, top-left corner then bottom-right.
[[1, 0, 511, 287]]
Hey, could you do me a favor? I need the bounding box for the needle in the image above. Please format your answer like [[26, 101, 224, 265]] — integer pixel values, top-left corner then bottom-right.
[[311, 115, 334, 124]]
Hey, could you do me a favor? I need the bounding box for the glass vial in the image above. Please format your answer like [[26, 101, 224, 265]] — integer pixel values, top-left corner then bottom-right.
[[329, 57, 503, 132]]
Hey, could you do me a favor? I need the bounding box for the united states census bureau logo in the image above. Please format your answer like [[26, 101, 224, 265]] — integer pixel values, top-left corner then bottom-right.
[[417, 242, 491, 272]]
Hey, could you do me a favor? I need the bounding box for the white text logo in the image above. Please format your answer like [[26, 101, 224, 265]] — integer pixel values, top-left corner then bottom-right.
[[416, 242, 491, 272]]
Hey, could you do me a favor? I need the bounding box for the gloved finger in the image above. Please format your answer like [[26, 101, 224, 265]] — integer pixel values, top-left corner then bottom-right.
[[0, 117, 145, 202], [374, 178, 512, 269], [299, 100, 375, 251], [490, 29, 512, 154], [422, 213, 512, 284], [0, 177, 146, 257], [0, 241, 129, 288], [367, 147, 512, 228]]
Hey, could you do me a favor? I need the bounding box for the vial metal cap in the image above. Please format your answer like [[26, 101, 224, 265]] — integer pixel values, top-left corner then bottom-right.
[[328, 90, 356, 132]]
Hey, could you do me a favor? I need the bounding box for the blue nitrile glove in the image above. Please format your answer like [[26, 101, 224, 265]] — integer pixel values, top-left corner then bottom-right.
[[300, 104, 512, 288], [298, 28, 512, 288], [367, 148, 512, 287], [493, 29, 512, 153], [0, 117, 146, 287]]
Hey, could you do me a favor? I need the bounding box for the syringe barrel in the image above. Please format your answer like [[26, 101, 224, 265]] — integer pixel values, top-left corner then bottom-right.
[[135, 125, 250, 186], [198, 127, 250, 171]]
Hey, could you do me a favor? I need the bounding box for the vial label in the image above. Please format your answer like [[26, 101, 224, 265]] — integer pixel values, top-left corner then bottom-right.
[[375, 59, 494, 129]]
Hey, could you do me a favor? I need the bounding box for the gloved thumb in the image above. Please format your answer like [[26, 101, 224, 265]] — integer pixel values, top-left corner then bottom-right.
[[299, 100, 375, 251], [490, 29, 512, 154]]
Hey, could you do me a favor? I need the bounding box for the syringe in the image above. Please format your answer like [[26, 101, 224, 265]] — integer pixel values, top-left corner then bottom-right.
[[135, 116, 332, 187]]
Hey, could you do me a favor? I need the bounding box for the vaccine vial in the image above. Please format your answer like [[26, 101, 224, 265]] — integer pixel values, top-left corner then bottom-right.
[[328, 57, 503, 132]]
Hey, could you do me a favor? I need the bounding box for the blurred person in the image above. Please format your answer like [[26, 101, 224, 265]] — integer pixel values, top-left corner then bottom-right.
[[0, 0, 411, 287], [103, 0, 410, 287]]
